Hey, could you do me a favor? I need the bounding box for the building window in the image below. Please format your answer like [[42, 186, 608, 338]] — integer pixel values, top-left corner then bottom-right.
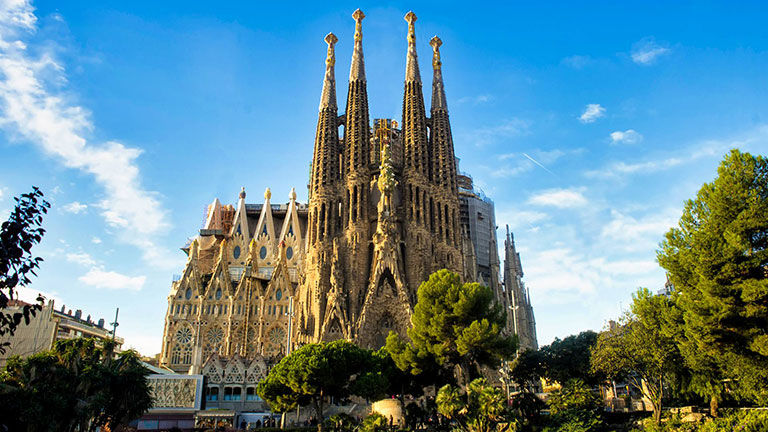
[[206, 387, 219, 401], [259, 246, 267, 259], [185, 288, 192, 300], [224, 387, 233, 401], [232, 387, 242, 401], [233, 246, 241, 259], [286, 246, 293, 260], [246, 387, 258, 401], [215, 288, 222, 300], [275, 289, 282, 301]]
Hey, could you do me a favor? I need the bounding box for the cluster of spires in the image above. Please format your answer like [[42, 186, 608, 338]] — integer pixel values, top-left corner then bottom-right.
[[309, 9, 458, 246], [316, 9, 452, 171]]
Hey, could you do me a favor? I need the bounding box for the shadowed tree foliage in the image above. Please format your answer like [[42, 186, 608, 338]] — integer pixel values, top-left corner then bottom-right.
[[591, 288, 685, 424], [256, 340, 387, 431], [540, 330, 603, 386], [437, 378, 514, 432], [0, 187, 49, 353], [386, 269, 517, 387], [543, 379, 604, 432], [658, 149, 768, 407], [0, 337, 152, 432]]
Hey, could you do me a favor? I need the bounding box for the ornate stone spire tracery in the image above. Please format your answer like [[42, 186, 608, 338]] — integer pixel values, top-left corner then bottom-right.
[[402, 11, 430, 177], [344, 9, 371, 179]]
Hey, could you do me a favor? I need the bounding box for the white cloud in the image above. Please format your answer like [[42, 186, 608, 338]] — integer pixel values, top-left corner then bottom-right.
[[79, 267, 145, 291], [91, 236, 101, 244], [496, 208, 549, 232], [631, 38, 671, 65], [579, 104, 605, 123], [0, 1, 178, 268], [62, 201, 87, 214], [601, 209, 678, 253], [66, 251, 97, 267], [528, 188, 588, 208], [610, 129, 643, 145]]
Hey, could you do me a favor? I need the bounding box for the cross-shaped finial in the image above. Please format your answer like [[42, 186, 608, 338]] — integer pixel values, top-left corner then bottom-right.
[[430, 36, 442, 69], [404, 11, 417, 25], [324, 32, 338, 47], [324, 32, 338, 66], [352, 9, 365, 42], [405, 11, 417, 44]]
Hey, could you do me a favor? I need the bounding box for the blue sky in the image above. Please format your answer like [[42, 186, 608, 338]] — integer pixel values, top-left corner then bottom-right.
[[1, 0, 767, 355]]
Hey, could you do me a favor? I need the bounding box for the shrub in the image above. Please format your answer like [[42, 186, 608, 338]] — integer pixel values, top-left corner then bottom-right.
[[544, 379, 604, 432]]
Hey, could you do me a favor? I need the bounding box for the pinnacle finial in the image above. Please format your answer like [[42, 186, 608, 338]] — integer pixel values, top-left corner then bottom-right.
[[405, 11, 417, 44], [404, 11, 421, 83], [430, 36, 442, 70], [264, 187, 272, 201], [319, 33, 338, 110], [324, 32, 338, 66], [239, 186, 246, 199], [352, 9, 365, 41], [289, 187, 297, 201], [349, 9, 366, 81]]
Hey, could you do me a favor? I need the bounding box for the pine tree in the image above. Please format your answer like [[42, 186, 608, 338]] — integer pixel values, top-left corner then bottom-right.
[[658, 149, 768, 405]]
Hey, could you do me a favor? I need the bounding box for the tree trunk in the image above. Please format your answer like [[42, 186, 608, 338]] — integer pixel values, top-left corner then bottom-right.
[[315, 391, 325, 432], [710, 396, 719, 417]]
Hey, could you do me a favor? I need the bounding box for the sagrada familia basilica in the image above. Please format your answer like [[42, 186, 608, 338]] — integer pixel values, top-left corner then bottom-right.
[[159, 10, 537, 374]]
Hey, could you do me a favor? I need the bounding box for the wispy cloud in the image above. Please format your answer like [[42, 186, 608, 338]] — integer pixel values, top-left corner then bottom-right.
[[492, 149, 566, 178], [0, 1, 178, 269], [62, 201, 87, 214], [579, 104, 605, 123], [91, 236, 101, 244], [79, 267, 145, 291], [631, 38, 671, 65], [586, 125, 768, 179], [528, 188, 588, 208], [66, 251, 97, 267], [469, 118, 530, 147], [456, 94, 493, 105], [601, 209, 678, 253], [562, 55, 592, 69], [610, 129, 643, 145]]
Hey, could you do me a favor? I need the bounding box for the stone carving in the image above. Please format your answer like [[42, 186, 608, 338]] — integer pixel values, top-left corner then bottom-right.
[[149, 377, 198, 409]]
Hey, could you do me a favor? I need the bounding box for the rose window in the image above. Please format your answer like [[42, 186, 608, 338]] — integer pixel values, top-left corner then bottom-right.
[[175, 327, 193, 345]]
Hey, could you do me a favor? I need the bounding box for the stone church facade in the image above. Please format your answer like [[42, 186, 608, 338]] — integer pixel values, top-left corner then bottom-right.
[[159, 10, 537, 374]]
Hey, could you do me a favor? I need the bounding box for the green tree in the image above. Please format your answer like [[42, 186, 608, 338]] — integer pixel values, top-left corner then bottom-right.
[[0, 187, 50, 353], [544, 379, 604, 432], [386, 269, 517, 387], [256, 340, 382, 431], [437, 378, 514, 432], [658, 149, 768, 406], [540, 331, 602, 386], [0, 337, 152, 432], [591, 288, 684, 424]]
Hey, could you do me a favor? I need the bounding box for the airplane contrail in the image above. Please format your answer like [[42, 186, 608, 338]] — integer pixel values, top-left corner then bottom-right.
[[522, 152, 557, 176]]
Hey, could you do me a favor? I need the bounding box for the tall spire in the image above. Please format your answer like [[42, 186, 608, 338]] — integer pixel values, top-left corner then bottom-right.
[[404, 11, 421, 83], [344, 9, 371, 177], [311, 33, 341, 193], [319, 33, 338, 110], [430, 36, 447, 111], [349, 9, 366, 82], [428, 35, 457, 189], [401, 11, 429, 176]]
